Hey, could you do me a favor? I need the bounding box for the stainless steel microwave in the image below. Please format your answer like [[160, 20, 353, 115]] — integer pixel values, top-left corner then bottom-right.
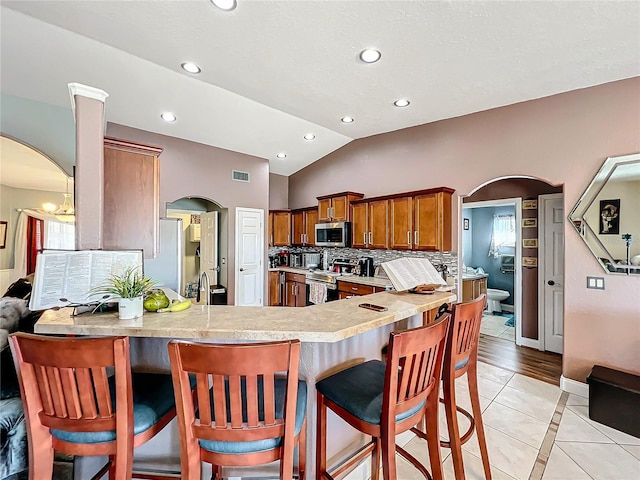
[[315, 222, 352, 247]]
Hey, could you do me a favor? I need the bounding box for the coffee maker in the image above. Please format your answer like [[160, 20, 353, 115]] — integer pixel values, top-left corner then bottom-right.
[[359, 257, 375, 277]]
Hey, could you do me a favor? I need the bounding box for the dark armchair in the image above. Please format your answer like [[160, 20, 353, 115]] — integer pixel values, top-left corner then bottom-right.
[[1, 277, 40, 480]]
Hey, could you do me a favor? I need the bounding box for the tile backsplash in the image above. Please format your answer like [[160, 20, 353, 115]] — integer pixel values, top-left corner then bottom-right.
[[268, 246, 458, 277]]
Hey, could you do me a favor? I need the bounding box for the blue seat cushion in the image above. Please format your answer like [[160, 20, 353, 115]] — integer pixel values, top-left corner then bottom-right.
[[199, 378, 307, 455], [52, 372, 176, 444], [316, 360, 425, 425], [455, 356, 469, 370]]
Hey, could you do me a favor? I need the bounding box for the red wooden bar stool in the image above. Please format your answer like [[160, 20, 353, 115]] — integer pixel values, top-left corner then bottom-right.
[[168, 339, 306, 480], [9, 333, 179, 480], [439, 294, 491, 480], [316, 317, 450, 480]]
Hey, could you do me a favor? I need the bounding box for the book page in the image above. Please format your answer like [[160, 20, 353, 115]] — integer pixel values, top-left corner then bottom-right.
[[381, 257, 446, 292], [29, 250, 143, 310]]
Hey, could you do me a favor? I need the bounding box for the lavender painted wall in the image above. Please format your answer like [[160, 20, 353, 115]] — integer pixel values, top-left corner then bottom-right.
[[290, 78, 640, 382], [269, 173, 289, 209], [106, 123, 270, 304]]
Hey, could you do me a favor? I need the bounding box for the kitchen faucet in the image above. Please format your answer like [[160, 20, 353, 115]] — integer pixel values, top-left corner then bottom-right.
[[198, 271, 211, 305]]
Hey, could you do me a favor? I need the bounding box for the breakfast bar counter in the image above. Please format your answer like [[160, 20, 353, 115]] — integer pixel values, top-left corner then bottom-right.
[[35, 290, 453, 342], [35, 290, 455, 477]]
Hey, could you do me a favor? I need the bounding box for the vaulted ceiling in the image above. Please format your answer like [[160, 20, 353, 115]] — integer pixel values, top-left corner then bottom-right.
[[1, 1, 639, 177]]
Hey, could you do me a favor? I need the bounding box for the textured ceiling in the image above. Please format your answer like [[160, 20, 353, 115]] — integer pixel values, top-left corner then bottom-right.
[[1, 1, 639, 177]]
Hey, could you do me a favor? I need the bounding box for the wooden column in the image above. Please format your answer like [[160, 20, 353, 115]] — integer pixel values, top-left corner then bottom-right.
[[69, 83, 109, 251]]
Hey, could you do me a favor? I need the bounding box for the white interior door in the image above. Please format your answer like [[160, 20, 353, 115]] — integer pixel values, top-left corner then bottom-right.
[[235, 208, 264, 306], [540, 194, 564, 354], [200, 211, 219, 286]]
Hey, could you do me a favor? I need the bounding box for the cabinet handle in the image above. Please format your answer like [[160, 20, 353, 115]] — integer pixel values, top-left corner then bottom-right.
[[351, 287, 358, 291], [287, 234, 290, 243], [414, 231, 418, 245], [271, 235, 274, 244], [369, 232, 372, 244], [363, 232, 367, 245], [407, 231, 411, 245]]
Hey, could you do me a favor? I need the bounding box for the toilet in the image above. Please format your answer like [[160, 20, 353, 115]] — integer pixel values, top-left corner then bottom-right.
[[486, 288, 510, 313]]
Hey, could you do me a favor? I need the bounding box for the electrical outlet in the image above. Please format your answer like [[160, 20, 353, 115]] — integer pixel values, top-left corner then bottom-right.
[[587, 276, 605, 290]]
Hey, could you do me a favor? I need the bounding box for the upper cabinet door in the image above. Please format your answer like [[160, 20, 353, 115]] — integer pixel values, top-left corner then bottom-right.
[[368, 199, 389, 249], [272, 211, 291, 246], [331, 196, 348, 222], [413, 191, 452, 251], [389, 196, 413, 250], [291, 211, 305, 245], [351, 202, 368, 248], [305, 208, 318, 246], [103, 138, 162, 259], [318, 198, 332, 222]]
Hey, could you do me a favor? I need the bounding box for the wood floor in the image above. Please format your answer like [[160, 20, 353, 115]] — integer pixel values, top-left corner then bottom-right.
[[478, 334, 562, 385]]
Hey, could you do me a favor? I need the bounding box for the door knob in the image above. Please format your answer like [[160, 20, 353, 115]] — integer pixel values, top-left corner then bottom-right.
[[547, 280, 555, 286], [240, 268, 245, 272]]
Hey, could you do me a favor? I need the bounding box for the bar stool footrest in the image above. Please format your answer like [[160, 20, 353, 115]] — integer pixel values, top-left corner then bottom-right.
[[396, 444, 433, 480], [438, 400, 476, 448]]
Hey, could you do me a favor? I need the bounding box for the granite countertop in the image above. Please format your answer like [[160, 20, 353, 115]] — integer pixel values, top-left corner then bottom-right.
[[34, 290, 455, 343]]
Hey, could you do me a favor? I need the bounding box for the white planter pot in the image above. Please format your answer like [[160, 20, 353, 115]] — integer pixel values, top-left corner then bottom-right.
[[118, 296, 144, 320]]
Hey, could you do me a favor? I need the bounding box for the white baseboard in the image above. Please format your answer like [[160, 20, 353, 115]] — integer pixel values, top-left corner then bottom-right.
[[501, 304, 514, 313], [561, 375, 589, 398]]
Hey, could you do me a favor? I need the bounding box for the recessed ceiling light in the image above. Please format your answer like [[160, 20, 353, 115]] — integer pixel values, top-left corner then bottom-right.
[[359, 48, 381, 64], [304, 133, 316, 141], [181, 62, 201, 74], [341, 116, 354, 124], [210, 0, 237, 11], [394, 99, 410, 107], [161, 112, 176, 122], [276, 152, 287, 159]]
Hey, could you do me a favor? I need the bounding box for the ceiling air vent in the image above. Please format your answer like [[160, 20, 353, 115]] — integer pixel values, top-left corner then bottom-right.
[[232, 170, 250, 182]]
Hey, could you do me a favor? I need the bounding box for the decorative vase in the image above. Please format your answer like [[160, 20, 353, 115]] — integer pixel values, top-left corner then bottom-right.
[[118, 296, 144, 320]]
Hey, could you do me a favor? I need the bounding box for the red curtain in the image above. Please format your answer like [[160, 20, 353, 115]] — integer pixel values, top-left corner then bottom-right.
[[26, 216, 44, 274]]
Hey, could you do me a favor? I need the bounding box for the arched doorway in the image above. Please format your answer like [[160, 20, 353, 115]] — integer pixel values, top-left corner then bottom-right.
[[461, 176, 564, 382], [160, 197, 229, 304]]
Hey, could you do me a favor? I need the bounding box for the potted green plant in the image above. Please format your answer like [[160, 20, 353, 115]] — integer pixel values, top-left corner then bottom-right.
[[90, 266, 157, 319]]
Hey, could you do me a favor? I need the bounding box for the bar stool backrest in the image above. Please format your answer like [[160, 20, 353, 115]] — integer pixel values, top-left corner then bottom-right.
[[168, 339, 301, 444], [383, 316, 450, 425], [9, 333, 132, 435], [446, 294, 486, 379]]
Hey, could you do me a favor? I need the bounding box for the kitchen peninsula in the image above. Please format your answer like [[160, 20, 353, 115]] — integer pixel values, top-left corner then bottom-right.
[[35, 290, 454, 476]]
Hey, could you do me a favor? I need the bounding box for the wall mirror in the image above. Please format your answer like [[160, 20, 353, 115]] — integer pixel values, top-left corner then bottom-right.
[[569, 153, 640, 275]]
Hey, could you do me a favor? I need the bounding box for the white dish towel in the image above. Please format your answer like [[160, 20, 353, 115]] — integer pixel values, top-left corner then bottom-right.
[[308, 281, 328, 305]]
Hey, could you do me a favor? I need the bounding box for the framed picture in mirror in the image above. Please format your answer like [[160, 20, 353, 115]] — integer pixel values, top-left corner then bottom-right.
[[598, 199, 620, 235]]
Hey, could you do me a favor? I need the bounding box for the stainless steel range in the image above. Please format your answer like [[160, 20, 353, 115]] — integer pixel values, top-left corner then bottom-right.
[[305, 271, 341, 290]]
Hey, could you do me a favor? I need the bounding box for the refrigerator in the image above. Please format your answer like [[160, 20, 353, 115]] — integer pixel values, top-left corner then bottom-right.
[[143, 217, 183, 294]]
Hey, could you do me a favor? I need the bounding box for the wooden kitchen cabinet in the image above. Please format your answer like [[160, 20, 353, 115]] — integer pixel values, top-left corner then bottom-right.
[[350, 199, 389, 249], [462, 276, 488, 302], [103, 137, 162, 259], [337, 281, 379, 300], [414, 190, 452, 251], [270, 210, 291, 246], [389, 188, 454, 252], [292, 207, 318, 246], [268, 271, 281, 306], [317, 192, 364, 222], [284, 272, 307, 307]]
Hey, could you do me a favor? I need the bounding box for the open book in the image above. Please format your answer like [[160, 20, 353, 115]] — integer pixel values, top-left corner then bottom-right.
[[380, 257, 446, 292], [29, 250, 143, 311]]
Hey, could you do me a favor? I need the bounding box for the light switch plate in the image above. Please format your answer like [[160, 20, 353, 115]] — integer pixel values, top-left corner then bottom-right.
[[587, 276, 605, 290]]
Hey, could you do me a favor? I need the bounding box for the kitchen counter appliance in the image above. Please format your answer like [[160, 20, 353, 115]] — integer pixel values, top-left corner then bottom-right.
[[315, 222, 351, 248]]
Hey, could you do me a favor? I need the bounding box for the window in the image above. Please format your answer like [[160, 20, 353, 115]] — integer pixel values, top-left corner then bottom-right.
[[45, 220, 75, 250], [489, 214, 515, 258]]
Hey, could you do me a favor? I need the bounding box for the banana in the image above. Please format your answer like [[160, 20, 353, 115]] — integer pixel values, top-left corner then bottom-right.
[[157, 299, 192, 313]]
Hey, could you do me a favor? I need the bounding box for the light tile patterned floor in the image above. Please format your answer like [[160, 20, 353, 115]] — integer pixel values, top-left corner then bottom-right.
[[377, 362, 640, 480], [481, 313, 515, 341]]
